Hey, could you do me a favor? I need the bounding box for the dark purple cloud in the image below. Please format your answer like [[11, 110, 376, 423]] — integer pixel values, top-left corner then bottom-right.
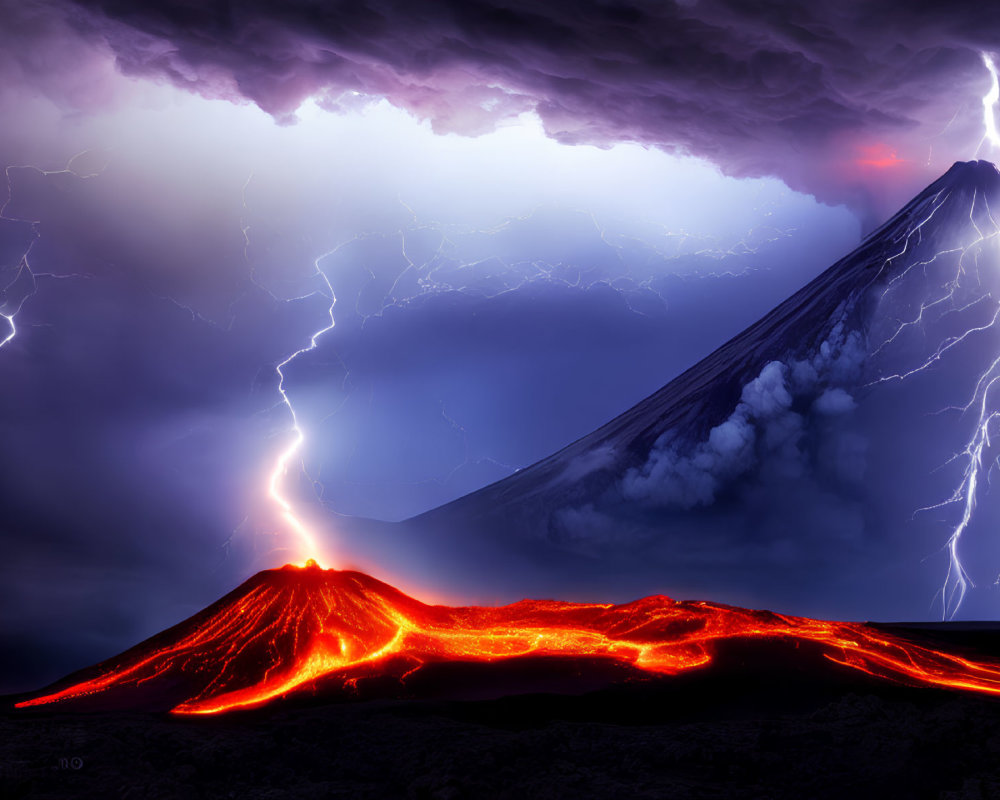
[[16, 0, 999, 223], [0, 1, 129, 174]]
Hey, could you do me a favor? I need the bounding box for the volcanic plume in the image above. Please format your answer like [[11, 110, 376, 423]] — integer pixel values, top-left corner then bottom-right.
[[14, 561, 1000, 715]]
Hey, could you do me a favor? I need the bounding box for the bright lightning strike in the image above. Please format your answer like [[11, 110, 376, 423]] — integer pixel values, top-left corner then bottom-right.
[[983, 52, 1000, 148], [0, 313, 14, 349], [0, 261, 37, 353], [266, 264, 337, 568], [980, 52, 1000, 154], [238, 168, 338, 569], [857, 53, 1000, 617], [867, 176, 1000, 619]]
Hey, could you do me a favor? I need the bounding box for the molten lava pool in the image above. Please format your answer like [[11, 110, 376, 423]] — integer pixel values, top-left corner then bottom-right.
[[16, 562, 1000, 715]]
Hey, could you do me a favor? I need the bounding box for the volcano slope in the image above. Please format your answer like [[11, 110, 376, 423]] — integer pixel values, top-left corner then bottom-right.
[[12, 561, 1000, 716], [9, 564, 1000, 798], [333, 160, 1000, 621]]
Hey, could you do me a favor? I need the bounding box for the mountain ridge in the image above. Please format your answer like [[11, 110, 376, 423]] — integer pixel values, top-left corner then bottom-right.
[[408, 159, 1000, 525], [332, 159, 1000, 620]]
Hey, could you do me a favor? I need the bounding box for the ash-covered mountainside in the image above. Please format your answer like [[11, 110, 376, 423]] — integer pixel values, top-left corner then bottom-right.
[[338, 161, 1000, 622]]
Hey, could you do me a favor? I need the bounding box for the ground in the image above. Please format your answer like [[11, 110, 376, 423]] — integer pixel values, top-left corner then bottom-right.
[[5, 652, 1000, 799]]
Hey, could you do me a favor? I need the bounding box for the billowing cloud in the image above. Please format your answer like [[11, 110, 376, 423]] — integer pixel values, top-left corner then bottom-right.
[[621, 360, 795, 509], [621, 322, 866, 510], [814, 387, 858, 416], [15, 0, 1000, 224]]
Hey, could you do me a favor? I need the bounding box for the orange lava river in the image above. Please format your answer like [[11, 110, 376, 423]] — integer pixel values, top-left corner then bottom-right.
[[16, 562, 1000, 715]]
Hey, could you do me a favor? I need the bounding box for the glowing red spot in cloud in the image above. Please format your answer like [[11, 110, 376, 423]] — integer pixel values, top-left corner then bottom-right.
[[855, 143, 906, 169], [15, 563, 1000, 715]]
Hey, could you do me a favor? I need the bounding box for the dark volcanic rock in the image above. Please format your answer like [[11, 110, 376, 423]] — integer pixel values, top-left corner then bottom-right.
[[4, 678, 1000, 799]]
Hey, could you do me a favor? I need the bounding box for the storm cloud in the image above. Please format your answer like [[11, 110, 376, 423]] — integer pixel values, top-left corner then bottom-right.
[[13, 0, 1000, 223]]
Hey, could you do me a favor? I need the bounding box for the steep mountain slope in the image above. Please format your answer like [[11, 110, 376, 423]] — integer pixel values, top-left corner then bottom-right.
[[418, 161, 996, 519], [335, 161, 1000, 620]]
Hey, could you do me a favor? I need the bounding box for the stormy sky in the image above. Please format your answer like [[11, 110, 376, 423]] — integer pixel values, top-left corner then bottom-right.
[[4, 0, 1000, 693]]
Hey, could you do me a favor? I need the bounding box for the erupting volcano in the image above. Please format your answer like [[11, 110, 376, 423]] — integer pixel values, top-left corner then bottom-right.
[[18, 163, 1000, 720], [15, 561, 1000, 716]]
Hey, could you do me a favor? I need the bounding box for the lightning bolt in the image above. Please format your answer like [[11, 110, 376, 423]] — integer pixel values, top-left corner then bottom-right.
[[0, 259, 38, 353], [866, 179, 1000, 618], [981, 52, 1000, 155], [844, 56, 1000, 618], [0, 191, 33, 352], [0, 312, 13, 348], [266, 264, 337, 568], [0, 157, 107, 354], [233, 174, 338, 569]]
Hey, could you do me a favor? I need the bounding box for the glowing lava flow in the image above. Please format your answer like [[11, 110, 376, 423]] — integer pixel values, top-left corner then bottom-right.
[[16, 563, 1000, 715], [265, 263, 336, 567]]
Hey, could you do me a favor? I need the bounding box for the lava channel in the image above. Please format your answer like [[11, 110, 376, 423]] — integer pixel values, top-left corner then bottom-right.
[[16, 561, 1000, 715]]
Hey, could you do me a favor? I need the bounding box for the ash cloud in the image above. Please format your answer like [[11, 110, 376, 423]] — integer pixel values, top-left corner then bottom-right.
[[621, 321, 868, 510], [544, 322, 872, 604], [21, 0, 1000, 221]]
